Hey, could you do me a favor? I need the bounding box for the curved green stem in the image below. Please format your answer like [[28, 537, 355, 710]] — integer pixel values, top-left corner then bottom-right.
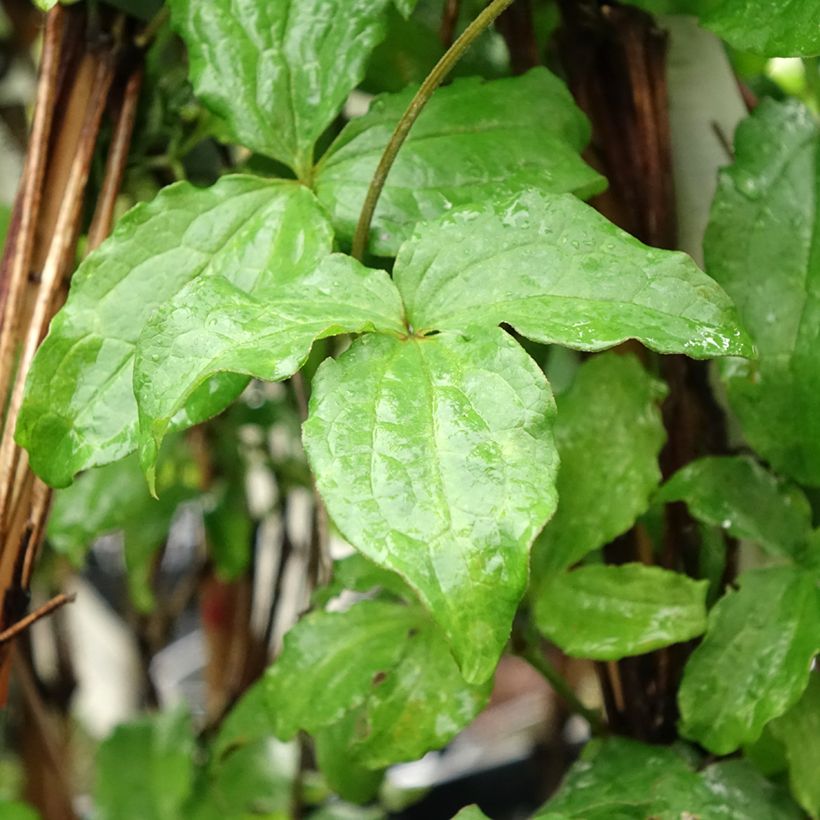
[[517, 626, 607, 735], [351, 0, 515, 260]]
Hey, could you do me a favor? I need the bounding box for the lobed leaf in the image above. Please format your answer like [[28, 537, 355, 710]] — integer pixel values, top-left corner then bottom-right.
[[304, 328, 558, 683], [531, 353, 667, 578], [678, 566, 820, 754], [134, 254, 405, 488], [534, 563, 708, 661], [656, 455, 813, 563], [395, 190, 754, 358], [316, 70, 604, 255], [169, 0, 393, 177], [16, 176, 333, 488], [705, 100, 820, 485]]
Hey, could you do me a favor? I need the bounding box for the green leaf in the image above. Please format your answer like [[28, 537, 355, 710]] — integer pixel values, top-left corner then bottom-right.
[[315, 70, 604, 255], [216, 679, 288, 758], [535, 737, 705, 819], [656, 456, 813, 563], [704, 99, 820, 485], [17, 176, 333, 488], [452, 809, 491, 820], [95, 708, 194, 820], [534, 563, 708, 660], [342, 614, 492, 768], [315, 718, 384, 804], [265, 600, 416, 739], [134, 254, 405, 487], [395, 190, 753, 358], [703, 0, 820, 57], [169, 0, 393, 178], [678, 566, 820, 755], [304, 328, 558, 683], [698, 759, 803, 820], [0, 804, 40, 820], [265, 599, 490, 766], [392, 0, 419, 17], [206, 739, 294, 817], [537, 737, 802, 819], [314, 553, 412, 607], [770, 673, 820, 818], [531, 353, 666, 578], [47, 441, 199, 611]]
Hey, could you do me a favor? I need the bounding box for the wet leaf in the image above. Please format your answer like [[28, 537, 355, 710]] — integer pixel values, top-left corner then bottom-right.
[[134, 254, 404, 487], [304, 328, 558, 683], [537, 737, 802, 819], [531, 353, 666, 578], [316, 70, 604, 255], [656, 455, 813, 563], [17, 177, 333, 488], [535, 563, 708, 660], [169, 0, 394, 177], [705, 100, 820, 484], [396, 190, 753, 358], [678, 566, 820, 754], [265, 599, 489, 766]]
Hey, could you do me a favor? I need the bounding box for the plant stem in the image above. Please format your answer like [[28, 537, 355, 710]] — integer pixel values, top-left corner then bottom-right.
[[135, 6, 170, 49], [351, 0, 515, 260], [518, 634, 607, 735]]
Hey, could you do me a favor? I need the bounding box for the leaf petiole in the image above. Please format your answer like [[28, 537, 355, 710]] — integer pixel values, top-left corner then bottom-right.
[[351, 0, 515, 259]]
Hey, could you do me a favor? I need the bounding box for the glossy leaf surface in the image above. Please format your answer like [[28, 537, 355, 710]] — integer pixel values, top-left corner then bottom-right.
[[536, 737, 705, 819], [656, 455, 813, 562], [705, 100, 820, 484], [304, 328, 558, 683], [341, 614, 492, 768], [395, 190, 753, 358], [265, 599, 489, 765], [698, 760, 804, 820], [17, 177, 332, 488], [316, 70, 604, 255], [703, 0, 820, 57], [538, 737, 801, 819], [265, 600, 416, 738], [770, 673, 820, 818], [531, 353, 666, 578], [534, 563, 708, 660], [678, 567, 820, 754], [95, 709, 194, 820], [170, 0, 392, 177], [134, 254, 404, 486]]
